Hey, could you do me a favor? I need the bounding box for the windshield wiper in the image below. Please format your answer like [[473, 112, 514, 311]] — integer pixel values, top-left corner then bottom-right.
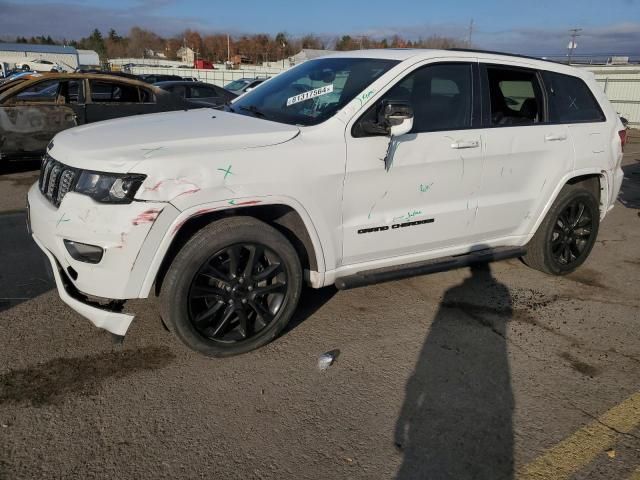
[[239, 105, 266, 118]]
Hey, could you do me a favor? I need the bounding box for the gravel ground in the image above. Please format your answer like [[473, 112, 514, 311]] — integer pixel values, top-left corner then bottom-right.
[[0, 134, 639, 479]]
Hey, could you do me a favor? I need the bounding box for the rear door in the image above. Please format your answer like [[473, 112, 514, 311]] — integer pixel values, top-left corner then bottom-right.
[[541, 71, 608, 172], [474, 63, 574, 240], [0, 78, 84, 158], [84, 80, 161, 122]]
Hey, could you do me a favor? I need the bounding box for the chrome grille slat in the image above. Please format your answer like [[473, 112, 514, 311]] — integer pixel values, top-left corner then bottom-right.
[[38, 155, 78, 208]]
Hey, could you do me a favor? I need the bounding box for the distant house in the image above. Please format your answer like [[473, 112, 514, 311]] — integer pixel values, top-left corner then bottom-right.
[[144, 48, 166, 59], [177, 46, 195, 65], [290, 49, 335, 65], [0, 43, 79, 71]]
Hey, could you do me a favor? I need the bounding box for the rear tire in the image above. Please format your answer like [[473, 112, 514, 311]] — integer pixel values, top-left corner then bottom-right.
[[522, 183, 600, 275], [159, 216, 302, 357]]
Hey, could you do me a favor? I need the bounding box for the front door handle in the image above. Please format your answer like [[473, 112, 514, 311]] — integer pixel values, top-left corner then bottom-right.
[[450, 140, 480, 149], [545, 133, 568, 142]]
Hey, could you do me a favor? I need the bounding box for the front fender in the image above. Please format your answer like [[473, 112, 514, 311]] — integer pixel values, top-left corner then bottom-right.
[[135, 194, 327, 297]]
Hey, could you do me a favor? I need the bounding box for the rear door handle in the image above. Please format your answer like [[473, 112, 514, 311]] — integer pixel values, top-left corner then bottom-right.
[[450, 140, 480, 149], [545, 133, 568, 142]]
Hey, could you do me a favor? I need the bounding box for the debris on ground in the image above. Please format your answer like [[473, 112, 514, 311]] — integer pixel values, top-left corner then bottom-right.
[[318, 349, 340, 371]]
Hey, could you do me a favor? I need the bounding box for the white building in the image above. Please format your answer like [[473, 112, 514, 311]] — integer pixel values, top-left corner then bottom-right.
[[581, 64, 640, 127], [0, 43, 79, 70], [77, 49, 100, 69], [177, 46, 195, 66]]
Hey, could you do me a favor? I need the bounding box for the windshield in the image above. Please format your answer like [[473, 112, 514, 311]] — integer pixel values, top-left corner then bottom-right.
[[229, 57, 398, 126]]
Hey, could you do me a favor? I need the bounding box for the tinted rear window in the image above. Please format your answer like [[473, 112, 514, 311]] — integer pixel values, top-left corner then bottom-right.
[[543, 72, 605, 123]]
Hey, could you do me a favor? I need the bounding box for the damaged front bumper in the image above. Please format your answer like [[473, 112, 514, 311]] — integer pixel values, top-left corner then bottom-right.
[[32, 235, 134, 336], [27, 183, 179, 336]]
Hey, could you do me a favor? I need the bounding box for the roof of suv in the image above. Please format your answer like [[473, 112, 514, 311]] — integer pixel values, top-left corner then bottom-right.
[[319, 48, 590, 78]]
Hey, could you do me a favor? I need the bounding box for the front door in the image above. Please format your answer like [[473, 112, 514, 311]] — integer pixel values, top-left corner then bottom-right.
[[342, 61, 484, 266]]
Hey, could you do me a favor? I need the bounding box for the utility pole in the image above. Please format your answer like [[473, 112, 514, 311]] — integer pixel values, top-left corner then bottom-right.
[[567, 28, 581, 64], [467, 19, 474, 45], [227, 34, 230, 65], [281, 41, 286, 68]]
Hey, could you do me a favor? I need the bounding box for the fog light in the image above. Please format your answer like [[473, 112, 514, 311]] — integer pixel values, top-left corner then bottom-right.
[[64, 240, 104, 264]]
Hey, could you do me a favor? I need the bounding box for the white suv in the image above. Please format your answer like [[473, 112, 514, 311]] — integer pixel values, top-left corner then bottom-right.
[[28, 49, 626, 356]]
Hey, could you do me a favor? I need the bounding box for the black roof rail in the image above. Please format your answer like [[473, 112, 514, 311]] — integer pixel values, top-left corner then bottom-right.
[[447, 48, 564, 65]]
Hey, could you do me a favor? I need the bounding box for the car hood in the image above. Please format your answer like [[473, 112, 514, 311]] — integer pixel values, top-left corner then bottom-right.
[[49, 108, 300, 173]]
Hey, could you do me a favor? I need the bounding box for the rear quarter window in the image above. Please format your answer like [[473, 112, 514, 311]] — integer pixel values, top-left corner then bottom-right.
[[543, 71, 606, 123]]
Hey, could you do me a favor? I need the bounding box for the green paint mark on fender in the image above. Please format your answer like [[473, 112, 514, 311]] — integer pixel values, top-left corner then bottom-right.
[[217, 165, 234, 179]]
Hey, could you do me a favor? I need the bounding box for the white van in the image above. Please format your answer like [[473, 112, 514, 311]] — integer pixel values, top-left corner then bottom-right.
[[28, 49, 626, 356]]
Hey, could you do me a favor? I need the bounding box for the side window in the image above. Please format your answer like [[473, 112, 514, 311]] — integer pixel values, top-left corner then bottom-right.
[[543, 72, 605, 123], [486, 67, 543, 126], [353, 63, 473, 136], [189, 86, 219, 98], [90, 81, 140, 103], [14, 80, 61, 103], [60, 80, 81, 104]]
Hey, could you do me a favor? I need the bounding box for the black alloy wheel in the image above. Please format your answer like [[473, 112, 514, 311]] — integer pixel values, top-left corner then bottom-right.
[[550, 199, 594, 266], [522, 182, 600, 275], [188, 243, 288, 344]]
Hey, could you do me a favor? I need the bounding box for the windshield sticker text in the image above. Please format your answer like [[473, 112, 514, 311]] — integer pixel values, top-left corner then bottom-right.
[[286, 84, 334, 106]]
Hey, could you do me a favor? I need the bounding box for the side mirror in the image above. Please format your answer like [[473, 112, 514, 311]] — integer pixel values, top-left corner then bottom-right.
[[380, 101, 413, 137]]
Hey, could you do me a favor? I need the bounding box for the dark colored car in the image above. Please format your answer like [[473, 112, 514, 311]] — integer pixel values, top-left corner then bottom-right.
[[153, 80, 236, 108], [137, 73, 184, 84], [77, 69, 142, 81], [224, 77, 267, 95], [0, 73, 201, 160]]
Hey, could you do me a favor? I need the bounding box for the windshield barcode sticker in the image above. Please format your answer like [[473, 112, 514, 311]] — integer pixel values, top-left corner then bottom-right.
[[286, 84, 334, 106]]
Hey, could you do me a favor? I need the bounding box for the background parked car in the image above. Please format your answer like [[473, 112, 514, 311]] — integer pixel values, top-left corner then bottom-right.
[[0, 73, 202, 160], [154, 80, 236, 108], [224, 77, 267, 95], [15, 59, 65, 73], [0, 71, 42, 85], [137, 73, 184, 83], [77, 69, 141, 81]]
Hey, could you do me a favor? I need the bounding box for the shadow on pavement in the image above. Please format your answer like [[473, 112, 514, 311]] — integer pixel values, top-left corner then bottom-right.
[[619, 159, 640, 209], [281, 285, 337, 336], [0, 211, 54, 312], [395, 262, 514, 480]]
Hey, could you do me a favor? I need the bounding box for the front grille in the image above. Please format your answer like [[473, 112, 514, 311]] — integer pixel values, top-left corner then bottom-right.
[[39, 155, 79, 207]]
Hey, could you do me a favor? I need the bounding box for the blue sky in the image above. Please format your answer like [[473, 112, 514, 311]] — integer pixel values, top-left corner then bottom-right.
[[2, 0, 639, 54]]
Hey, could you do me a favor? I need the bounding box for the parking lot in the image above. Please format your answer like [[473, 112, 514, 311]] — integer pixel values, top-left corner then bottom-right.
[[0, 134, 639, 479]]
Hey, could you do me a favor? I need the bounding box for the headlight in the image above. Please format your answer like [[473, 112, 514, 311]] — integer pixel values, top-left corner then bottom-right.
[[74, 172, 146, 204]]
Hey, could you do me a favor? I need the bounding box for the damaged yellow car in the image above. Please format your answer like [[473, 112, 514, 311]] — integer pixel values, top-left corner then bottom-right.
[[0, 73, 200, 160]]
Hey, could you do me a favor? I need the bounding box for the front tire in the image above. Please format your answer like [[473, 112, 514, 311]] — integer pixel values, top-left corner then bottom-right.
[[522, 183, 600, 275], [159, 216, 302, 357]]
